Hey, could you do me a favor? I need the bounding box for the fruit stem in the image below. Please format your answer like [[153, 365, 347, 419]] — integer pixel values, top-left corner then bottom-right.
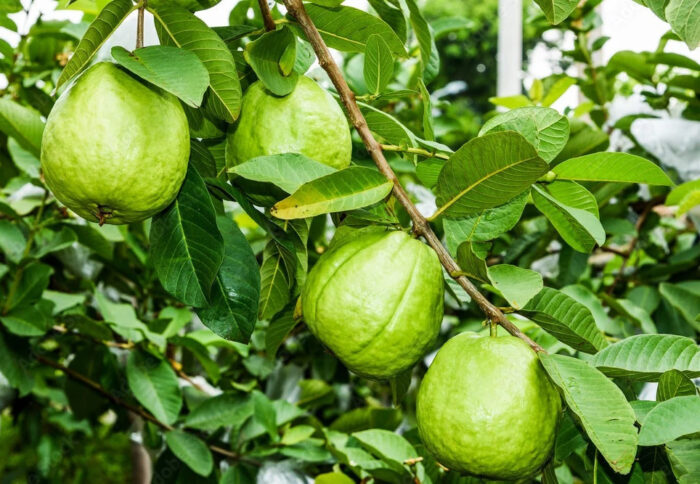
[[283, 0, 545, 353], [258, 0, 276, 32], [136, 1, 145, 49], [490, 321, 498, 337]]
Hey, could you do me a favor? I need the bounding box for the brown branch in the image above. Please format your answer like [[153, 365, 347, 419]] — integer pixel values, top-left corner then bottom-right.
[[282, 0, 543, 353], [257, 0, 276, 32], [36, 354, 259, 465], [136, 2, 145, 49]]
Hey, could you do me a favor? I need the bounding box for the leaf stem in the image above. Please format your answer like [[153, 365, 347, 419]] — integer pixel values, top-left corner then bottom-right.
[[380, 144, 450, 160], [282, 0, 544, 353]]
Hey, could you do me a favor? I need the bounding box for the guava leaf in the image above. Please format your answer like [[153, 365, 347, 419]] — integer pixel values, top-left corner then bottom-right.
[[126, 350, 182, 425], [657, 369, 698, 401], [230, 153, 337, 194], [552, 152, 673, 186], [638, 396, 700, 446], [486, 264, 543, 309], [165, 430, 213, 477], [0, 99, 44, 157], [533, 0, 579, 24], [244, 26, 299, 96], [364, 34, 394, 95]]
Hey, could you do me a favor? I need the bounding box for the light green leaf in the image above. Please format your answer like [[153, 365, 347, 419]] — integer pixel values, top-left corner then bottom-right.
[[539, 354, 638, 474], [479, 107, 570, 162], [8, 138, 40, 178], [678, 191, 700, 215], [304, 4, 407, 56], [532, 184, 605, 253], [541, 76, 576, 107], [0, 305, 51, 336], [55, 0, 135, 91], [126, 350, 182, 425], [230, 153, 337, 194], [665, 0, 700, 49], [456, 242, 488, 282], [271, 167, 393, 220], [165, 430, 213, 477], [538, 180, 599, 217], [0, 99, 44, 157], [150, 165, 224, 308], [667, 179, 700, 205], [534, 0, 580, 24], [364, 34, 394, 95], [561, 285, 618, 334], [352, 429, 420, 466], [657, 369, 698, 401], [0, 220, 27, 264], [185, 393, 253, 431], [552, 152, 673, 186], [153, 5, 242, 122], [489, 95, 532, 109], [487, 264, 543, 309], [244, 26, 299, 96], [593, 334, 700, 381], [521, 287, 607, 353], [434, 132, 548, 218], [111, 45, 209, 107], [638, 396, 700, 446]]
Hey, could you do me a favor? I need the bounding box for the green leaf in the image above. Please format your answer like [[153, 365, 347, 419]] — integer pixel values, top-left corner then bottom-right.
[[521, 287, 607, 353], [230, 153, 337, 194], [244, 26, 299, 96], [456, 242, 488, 282], [405, 0, 437, 81], [55, 0, 134, 90], [185, 393, 253, 431], [561, 285, 618, 334], [252, 391, 278, 440], [32, 226, 77, 259], [364, 34, 394, 95], [487, 264, 543, 309], [678, 191, 700, 215], [150, 165, 224, 308], [1, 305, 51, 336], [665, 0, 700, 49], [315, 473, 355, 484], [0, 99, 44, 157], [538, 180, 599, 217], [592, 334, 700, 381], [7, 263, 53, 312], [667, 439, 700, 479], [69, 224, 114, 260], [271, 166, 393, 220], [434, 132, 548, 218], [480, 107, 570, 163], [165, 430, 214, 477], [532, 184, 605, 253], [258, 242, 290, 320], [541, 76, 576, 107], [126, 350, 182, 425], [266, 310, 299, 357], [539, 354, 638, 474], [667, 179, 700, 205], [552, 153, 673, 186], [443, 191, 529, 250], [304, 4, 407, 56], [657, 370, 698, 401], [111, 45, 210, 107], [534, 0, 580, 24], [352, 429, 420, 466], [195, 216, 260, 343], [0, 220, 26, 264], [638, 396, 700, 446], [601, 296, 658, 334], [659, 283, 700, 331], [153, 5, 242, 122], [0, 331, 32, 395]]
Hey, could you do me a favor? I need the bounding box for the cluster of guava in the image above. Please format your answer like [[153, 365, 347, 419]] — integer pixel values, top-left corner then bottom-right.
[[40, 64, 560, 480]]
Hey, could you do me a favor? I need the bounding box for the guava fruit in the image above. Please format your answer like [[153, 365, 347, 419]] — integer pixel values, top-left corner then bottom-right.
[[416, 333, 561, 480], [302, 230, 444, 380], [147, 0, 222, 11], [41, 62, 189, 225], [226, 77, 352, 170]]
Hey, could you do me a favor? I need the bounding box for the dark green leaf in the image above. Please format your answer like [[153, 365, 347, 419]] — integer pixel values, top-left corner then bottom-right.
[[165, 430, 214, 477], [657, 369, 698, 401], [126, 349, 182, 425]]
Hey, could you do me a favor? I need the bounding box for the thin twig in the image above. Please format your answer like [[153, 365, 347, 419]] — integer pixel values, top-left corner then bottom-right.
[[283, 0, 543, 353], [136, 1, 145, 49], [257, 0, 276, 32], [380, 144, 450, 160]]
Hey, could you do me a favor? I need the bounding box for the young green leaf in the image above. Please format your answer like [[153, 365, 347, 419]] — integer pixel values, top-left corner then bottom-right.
[[552, 152, 673, 186], [487, 264, 543, 309], [533, 0, 579, 24], [195, 216, 260, 343], [657, 369, 698, 401], [532, 184, 605, 253], [0, 99, 44, 157], [150, 165, 224, 308], [638, 396, 700, 446], [304, 4, 407, 56], [230, 153, 337, 193], [111, 46, 210, 107], [165, 430, 213, 477], [593, 334, 700, 381], [479, 107, 570, 162], [520, 287, 607, 353], [244, 26, 299, 96], [539, 354, 638, 474], [434, 132, 548, 218], [152, 5, 242, 122], [55, 0, 135, 91], [364, 34, 394, 95], [271, 167, 393, 220], [126, 350, 182, 425]]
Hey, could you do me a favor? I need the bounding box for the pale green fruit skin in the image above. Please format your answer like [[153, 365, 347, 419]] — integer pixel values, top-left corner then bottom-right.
[[417, 333, 562, 480], [41, 63, 189, 224], [302, 230, 444, 380], [148, 0, 222, 11], [226, 77, 352, 170]]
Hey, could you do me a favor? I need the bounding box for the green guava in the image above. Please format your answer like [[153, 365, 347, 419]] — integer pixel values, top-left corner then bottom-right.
[[147, 0, 222, 12], [416, 333, 562, 480], [302, 230, 444, 380], [226, 77, 352, 170], [41, 62, 189, 225]]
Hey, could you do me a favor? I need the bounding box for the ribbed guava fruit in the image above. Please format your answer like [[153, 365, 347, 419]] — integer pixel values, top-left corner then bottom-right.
[[302, 230, 444, 380], [41, 62, 189, 225], [226, 77, 352, 170], [148, 0, 222, 11], [417, 333, 561, 480]]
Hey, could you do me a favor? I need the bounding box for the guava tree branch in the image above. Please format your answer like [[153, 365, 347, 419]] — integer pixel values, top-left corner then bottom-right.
[[136, 1, 145, 49], [257, 0, 276, 32], [283, 0, 544, 353]]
